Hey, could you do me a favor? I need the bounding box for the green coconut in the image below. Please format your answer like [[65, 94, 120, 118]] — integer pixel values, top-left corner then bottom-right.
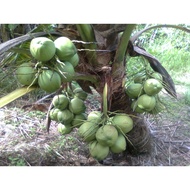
[[15, 62, 37, 86], [30, 37, 56, 62], [87, 111, 102, 124], [89, 140, 110, 161], [131, 100, 145, 113], [57, 109, 74, 124], [134, 73, 146, 84], [78, 121, 99, 142], [143, 78, 163, 96], [110, 133, 127, 153], [52, 94, 70, 110], [71, 113, 87, 128], [49, 108, 60, 121], [126, 83, 144, 99], [137, 94, 156, 112], [54, 37, 77, 61], [38, 69, 61, 93], [151, 72, 163, 82], [112, 113, 133, 134], [57, 123, 72, 135], [67, 53, 79, 68], [56, 61, 75, 82], [95, 124, 118, 147], [69, 97, 86, 114], [73, 88, 88, 101]]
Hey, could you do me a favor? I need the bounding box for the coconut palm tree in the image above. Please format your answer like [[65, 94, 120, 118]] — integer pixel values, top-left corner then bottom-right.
[[1, 24, 188, 158]]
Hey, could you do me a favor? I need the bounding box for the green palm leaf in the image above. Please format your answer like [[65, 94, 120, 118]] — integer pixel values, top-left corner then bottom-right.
[[0, 86, 37, 108]]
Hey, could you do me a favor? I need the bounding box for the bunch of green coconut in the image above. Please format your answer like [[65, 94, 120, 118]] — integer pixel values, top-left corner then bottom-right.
[[78, 111, 134, 161], [49, 85, 88, 134], [125, 71, 165, 114], [15, 36, 79, 93]]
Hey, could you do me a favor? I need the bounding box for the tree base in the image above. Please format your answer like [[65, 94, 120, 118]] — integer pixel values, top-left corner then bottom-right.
[[126, 115, 152, 155]]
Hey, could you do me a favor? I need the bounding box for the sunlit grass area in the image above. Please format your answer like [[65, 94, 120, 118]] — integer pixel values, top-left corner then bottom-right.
[[128, 27, 190, 82]]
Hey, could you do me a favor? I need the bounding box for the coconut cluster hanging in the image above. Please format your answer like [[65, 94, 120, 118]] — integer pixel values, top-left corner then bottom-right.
[[125, 71, 165, 115], [15, 36, 137, 162], [15, 36, 79, 93], [50, 84, 88, 135]]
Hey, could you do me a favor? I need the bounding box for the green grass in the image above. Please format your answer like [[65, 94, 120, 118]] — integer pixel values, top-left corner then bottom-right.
[[8, 156, 26, 166], [127, 27, 190, 87], [146, 47, 190, 83], [0, 67, 18, 97], [184, 88, 190, 105]]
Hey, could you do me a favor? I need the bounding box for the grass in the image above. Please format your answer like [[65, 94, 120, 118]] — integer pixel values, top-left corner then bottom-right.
[[184, 88, 190, 105], [0, 67, 18, 97], [8, 156, 26, 166]]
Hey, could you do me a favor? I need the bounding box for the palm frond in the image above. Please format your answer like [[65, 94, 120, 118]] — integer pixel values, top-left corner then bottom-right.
[[131, 24, 190, 43], [0, 31, 62, 56]]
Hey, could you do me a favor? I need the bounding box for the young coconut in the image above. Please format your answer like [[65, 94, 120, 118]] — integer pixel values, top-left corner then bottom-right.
[[30, 37, 56, 62], [112, 113, 134, 134], [67, 53, 79, 68], [71, 113, 87, 128], [38, 69, 61, 93], [15, 62, 37, 86], [143, 78, 163, 96], [110, 133, 127, 154], [131, 100, 145, 113], [95, 124, 118, 147], [151, 72, 163, 82], [56, 61, 75, 82], [69, 97, 86, 114], [137, 94, 156, 112], [52, 94, 70, 110], [73, 88, 88, 101], [87, 111, 102, 124], [89, 140, 110, 161], [133, 73, 146, 84], [54, 37, 77, 61], [58, 123, 72, 135], [57, 109, 74, 125], [126, 83, 144, 99], [49, 108, 60, 121], [78, 121, 99, 142]]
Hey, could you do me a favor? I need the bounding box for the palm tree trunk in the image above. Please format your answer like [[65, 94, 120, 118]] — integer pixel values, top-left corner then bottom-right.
[[76, 24, 152, 155], [110, 87, 152, 154]]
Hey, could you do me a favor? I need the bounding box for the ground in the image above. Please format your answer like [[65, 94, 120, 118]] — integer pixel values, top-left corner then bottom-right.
[[0, 85, 190, 166]]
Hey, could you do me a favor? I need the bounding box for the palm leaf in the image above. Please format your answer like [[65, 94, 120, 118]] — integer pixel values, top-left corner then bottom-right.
[[130, 24, 190, 43], [0, 31, 62, 56], [0, 86, 37, 108]]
